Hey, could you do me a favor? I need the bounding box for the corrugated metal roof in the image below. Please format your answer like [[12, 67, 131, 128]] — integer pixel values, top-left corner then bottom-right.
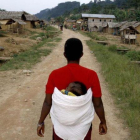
[[82, 14, 116, 19]]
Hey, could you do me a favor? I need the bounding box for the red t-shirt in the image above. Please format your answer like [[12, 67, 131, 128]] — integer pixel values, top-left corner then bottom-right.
[[46, 63, 102, 97]]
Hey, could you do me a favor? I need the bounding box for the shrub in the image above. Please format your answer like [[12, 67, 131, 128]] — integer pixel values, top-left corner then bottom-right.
[[126, 51, 140, 61], [108, 45, 117, 52]]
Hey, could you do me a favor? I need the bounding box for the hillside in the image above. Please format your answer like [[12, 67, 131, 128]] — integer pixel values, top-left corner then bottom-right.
[[36, 0, 140, 22], [35, 2, 80, 20]]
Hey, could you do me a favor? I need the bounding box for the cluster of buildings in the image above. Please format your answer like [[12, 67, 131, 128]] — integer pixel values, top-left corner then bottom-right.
[[0, 11, 49, 34], [64, 14, 140, 45]]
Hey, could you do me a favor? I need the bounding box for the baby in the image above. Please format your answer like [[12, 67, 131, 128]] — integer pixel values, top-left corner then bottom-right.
[[61, 82, 87, 96]]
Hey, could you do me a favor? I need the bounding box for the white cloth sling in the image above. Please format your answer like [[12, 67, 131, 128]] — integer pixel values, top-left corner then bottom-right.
[[50, 87, 95, 140]]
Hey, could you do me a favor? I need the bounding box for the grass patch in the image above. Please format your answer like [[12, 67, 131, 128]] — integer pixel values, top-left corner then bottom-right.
[[0, 26, 61, 71], [0, 40, 51, 70], [30, 32, 46, 40], [30, 26, 61, 40], [86, 39, 140, 140], [126, 51, 140, 61], [0, 30, 7, 37], [108, 45, 140, 61], [108, 45, 117, 52], [46, 43, 56, 47], [80, 31, 107, 41], [45, 26, 58, 32], [54, 38, 62, 42], [0, 34, 6, 37], [25, 29, 37, 35]]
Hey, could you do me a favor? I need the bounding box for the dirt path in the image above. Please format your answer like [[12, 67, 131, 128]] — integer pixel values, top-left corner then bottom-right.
[[0, 28, 129, 140]]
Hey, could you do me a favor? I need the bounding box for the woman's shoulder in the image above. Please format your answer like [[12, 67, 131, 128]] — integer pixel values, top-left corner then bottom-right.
[[79, 65, 97, 74]]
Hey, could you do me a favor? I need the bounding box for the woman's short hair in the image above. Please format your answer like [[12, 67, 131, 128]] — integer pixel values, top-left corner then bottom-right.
[[64, 38, 83, 60]]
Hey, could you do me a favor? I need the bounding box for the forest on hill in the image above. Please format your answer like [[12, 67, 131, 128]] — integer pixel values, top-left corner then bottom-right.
[[55, 0, 140, 22], [36, 0, 140, 22], [35, 2, 80, 20]]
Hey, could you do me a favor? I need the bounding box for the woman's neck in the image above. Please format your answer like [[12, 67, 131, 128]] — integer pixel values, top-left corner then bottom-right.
[[67, 60, 79, 64]]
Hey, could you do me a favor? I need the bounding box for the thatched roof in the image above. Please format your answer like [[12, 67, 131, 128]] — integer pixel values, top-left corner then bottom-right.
[[0, 11, 38, 22], [120, 21, 138, 31], [82, 14, 116, 19], [43, 20, 49, 24], [12, 19, 26, 25], [120, 25, 139, 34], [25, 15, 38, 21], [0, 11, 28, 20], [114, 21, 127, 28], [133, 22, 140, 28], [66, 20, 76, 23], [108, 22, 118, 28]]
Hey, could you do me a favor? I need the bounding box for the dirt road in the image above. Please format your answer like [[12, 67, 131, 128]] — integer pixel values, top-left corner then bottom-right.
[[0, 28, 129, 140]]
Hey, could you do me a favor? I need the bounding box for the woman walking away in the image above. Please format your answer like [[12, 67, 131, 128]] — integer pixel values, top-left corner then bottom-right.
[[37, 38, 107, 140]]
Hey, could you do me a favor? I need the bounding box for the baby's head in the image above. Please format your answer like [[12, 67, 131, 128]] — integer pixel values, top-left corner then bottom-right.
[[66, 82, 87, 96]]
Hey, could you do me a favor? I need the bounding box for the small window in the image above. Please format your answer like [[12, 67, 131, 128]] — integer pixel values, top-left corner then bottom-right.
[[93, 19, 94, 22], [100, 19, 102, 22], [110, 20, 112, 22], [104, 20, 106, 22]]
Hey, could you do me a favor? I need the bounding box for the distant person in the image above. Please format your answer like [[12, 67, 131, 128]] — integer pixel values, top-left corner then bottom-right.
[[37, 38, 107, 140], [40, 21, 43, 28], [64, 24, 67, 29], [60, 24, 63, 31]]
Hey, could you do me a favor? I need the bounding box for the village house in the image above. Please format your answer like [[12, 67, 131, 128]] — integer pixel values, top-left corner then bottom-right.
[[50, 18, 55, 25], [113, 21, 127, 36], [43, 20, 49, 26], [24, 15, 38, 28], [76, 19, 83, 30], [64, 19, 76, 28], [133, 22, 140, 44], [103, 22, 118, 34], [120, 22, 139, 44], [0, 11, 39, 33], [0, 11, 27, 33], [81, 14, 116, 31], [76, 19, 83, 24]]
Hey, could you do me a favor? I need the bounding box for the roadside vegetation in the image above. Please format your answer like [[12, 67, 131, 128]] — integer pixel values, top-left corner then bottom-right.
[[83, 32, 140, 140], [80, 31, 107, 41], [0, 26, 61, 71], [0, 30, 7, 37]]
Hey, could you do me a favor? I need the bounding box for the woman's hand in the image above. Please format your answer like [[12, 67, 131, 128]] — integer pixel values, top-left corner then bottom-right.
[[99, 122, 107, 135], [37, 123, 45, 137]]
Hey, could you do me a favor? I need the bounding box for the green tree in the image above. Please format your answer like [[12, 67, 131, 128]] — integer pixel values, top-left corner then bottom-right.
[[90, 4, 102, 14], [55, 16, 64, 23]]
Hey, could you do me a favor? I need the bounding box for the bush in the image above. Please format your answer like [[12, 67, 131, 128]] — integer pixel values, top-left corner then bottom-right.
[[108, 45, 117, 52], [126, 51, 140, 61], [86, 40, 140, 140]]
